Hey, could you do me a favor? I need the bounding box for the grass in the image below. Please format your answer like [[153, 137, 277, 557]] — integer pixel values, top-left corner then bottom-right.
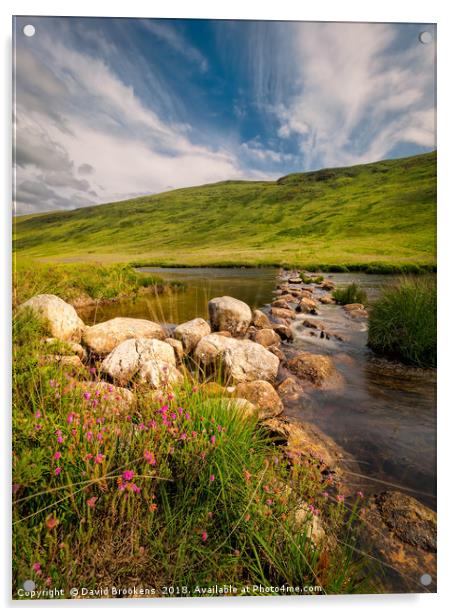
[[13, 152, 436, 270], [12, 309, 371, 597], [332, 283, 367, 306], [368, 277, 437, 368], [13, 260, 184, 308]]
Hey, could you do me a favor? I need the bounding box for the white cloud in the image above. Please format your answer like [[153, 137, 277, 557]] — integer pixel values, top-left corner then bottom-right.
[[251, 22, 436, 169]]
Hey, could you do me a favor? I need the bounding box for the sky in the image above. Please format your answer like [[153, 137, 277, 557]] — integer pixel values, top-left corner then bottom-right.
[[13, 17, 436, 215]]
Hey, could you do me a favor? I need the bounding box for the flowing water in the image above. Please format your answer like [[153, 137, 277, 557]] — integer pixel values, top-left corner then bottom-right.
[[79, 267, 436, 509]]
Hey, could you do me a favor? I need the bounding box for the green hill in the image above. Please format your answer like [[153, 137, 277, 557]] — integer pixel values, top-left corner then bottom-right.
[[13, 151, 436, 270]]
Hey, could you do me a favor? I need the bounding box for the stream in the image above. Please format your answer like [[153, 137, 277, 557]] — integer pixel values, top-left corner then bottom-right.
[[79, 267, 436, 510]]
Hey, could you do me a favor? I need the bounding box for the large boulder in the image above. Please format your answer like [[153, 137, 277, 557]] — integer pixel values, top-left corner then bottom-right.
[[233, 380, 283, 418], [139, 360, 184, 389], [271, 323, 294, 342], [83, 317, 165, 355], [287, 352, 341, 388], [194, 333, 279, 383], [101, 337, 175, 386], [19, 294, 85, 342], [174, 317, 211, 353], [208, 296, 252, 337]]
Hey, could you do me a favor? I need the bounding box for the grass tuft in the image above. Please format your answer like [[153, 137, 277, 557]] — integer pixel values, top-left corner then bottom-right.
[[368, 277, 437, 367], [332, 283, 367, 306]]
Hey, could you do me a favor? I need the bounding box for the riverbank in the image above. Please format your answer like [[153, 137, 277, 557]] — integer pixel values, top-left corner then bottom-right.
[[12, 269, 436, 594], [13, 294, 370, 597], [13, 261, 184, 309]]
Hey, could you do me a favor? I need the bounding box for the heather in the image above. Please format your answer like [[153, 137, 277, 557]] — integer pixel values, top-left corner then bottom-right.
[[12, 310, 369, 596]]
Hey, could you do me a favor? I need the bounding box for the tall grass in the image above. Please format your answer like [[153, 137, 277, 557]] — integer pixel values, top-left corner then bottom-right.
[[332, 283, 367, 306], [368, 277, 437, 367], [13, 261, 183, 307], [12, 310, 370, 597]]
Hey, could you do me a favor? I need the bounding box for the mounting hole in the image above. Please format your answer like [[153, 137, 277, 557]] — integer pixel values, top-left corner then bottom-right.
[[22, 24, 36, 37], [420, 573, 432, 586], [419, 31, 433, 44]]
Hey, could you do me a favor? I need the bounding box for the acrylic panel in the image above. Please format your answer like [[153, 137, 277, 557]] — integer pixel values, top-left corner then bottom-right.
[[12, 16, 437, 599]]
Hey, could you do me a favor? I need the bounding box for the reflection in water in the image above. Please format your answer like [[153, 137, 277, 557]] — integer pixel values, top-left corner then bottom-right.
[[79, 267, 278, 326], [79, 269, 436, 509]]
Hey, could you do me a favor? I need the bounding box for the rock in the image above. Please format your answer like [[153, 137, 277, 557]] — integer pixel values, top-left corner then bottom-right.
[[344, 304, 368, 319], [44, 338, 87, 360], [373, 491, 436, 552], [217, 330, 232, 337], [277, 376, 304, 400], [43, 354, 84, 368], [262, 417, 349, 479], [83, 317, 165, 355], [165, 338, 184, 364], [296, 297, 319, 314], [271, 307, 296, 320], [287, 352, 341, 388], [208, 296, 252, 337], [294, 505, 326, 543], [194, 333, 280, 383], [252, 309, 272, 329], [101, 337, 176, 386], [253, 328, 281, 348], [224, 398, 257, 417], [271, 323, 294, 341], [138, 360, 184, 389], [74, 380, 136, 413], [319, 294, 335, 305], [233, 380, 284, 419], [288, 276, 302, 284], [360, 491, 437, 592], [271, 299, 292, 309], [343, 303, 365, 311], [174, 317, 211, 353], [19, 294, 85, 342], [321, 279, 335, 290], [299, 319, 326, 331], [268, 345, 286, 362]]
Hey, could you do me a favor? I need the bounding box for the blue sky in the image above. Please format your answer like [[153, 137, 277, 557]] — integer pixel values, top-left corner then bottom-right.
[[13, 17, 436, 214]]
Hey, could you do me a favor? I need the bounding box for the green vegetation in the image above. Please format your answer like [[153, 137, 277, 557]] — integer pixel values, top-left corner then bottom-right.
[[13, 261, 184, 308], [14, 152, 436, 270], [332, 283, 367, 306], [13, 310, 370, 597], [368, 277, 437, 368]]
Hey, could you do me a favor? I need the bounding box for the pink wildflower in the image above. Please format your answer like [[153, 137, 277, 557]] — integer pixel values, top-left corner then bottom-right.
[[46, 515, 58, 530], [357, 491, 364, 499], [209, 474, 215, 483], [180, 432, 187, 440], [54, 467, 62, 476], [87, 496, 97, 508], [53, 451, 61, 460], [201, 531, 208, 542], [57, 436, 63, 444], [94, 453, 104, 464], [336, 494, 345, 503], [122, 470, 134, 481], [83, 392, 91, 400], [35, 411, 41, 419], [210, 435, 216, 445], [32, 562, 41, 573]]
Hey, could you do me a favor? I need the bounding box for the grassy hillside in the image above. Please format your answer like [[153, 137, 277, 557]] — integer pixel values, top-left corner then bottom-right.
[[13, 151, 436, 269]]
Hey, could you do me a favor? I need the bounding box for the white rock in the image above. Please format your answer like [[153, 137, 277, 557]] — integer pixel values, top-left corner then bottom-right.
[[174, 317, 211, 353], [194, 333, 279, 383], [208, 296, 252, 337], [83, 317, 165, 355], [138, 360, 184, 389], [19, 294, 85, 342], [101, 337, 175, 386]]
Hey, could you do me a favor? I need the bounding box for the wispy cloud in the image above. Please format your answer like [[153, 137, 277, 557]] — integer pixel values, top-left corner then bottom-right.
[[248, 22, 436, 169]]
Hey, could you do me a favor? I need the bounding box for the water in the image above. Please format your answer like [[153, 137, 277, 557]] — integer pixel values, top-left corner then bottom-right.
[[79, 267, 278, 326], [78, 268, 436, 509]]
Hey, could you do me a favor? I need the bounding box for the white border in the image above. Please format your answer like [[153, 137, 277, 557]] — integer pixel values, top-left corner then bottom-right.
[[2, 1, 455, 614]]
